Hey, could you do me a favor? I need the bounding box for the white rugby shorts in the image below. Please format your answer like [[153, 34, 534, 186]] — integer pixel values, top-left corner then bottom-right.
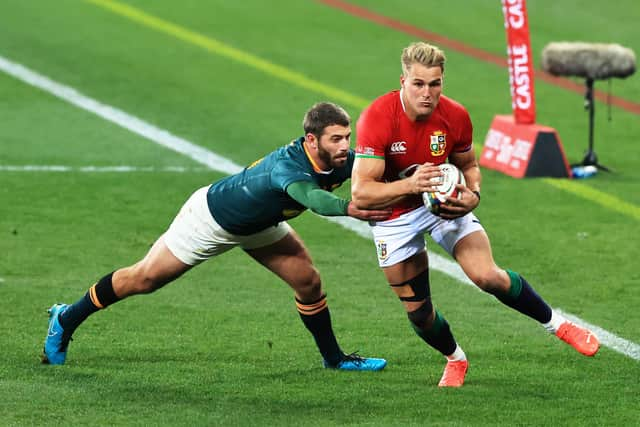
[[370, 205, 484, 267], [163, 186, 291, 265]]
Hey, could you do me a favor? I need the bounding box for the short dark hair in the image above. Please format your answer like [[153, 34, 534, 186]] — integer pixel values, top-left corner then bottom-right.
[[303, 102, 351, 138]]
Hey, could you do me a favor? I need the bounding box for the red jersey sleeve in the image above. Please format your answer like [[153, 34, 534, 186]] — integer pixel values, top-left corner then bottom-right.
[[453, 102, 473, 153], [355, 97, 394, 159]]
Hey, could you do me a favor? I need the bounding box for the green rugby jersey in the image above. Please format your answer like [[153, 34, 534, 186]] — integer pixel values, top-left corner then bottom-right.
[[207, 137, 354, 235]]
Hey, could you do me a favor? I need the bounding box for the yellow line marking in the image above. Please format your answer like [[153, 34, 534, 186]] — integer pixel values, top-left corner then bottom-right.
[[544, 178, 640, 220], [86, 0, 369, 110], [86, 0, 639, 222]]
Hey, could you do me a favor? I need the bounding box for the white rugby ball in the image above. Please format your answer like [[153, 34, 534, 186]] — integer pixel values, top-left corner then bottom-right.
[[422, 163, 466, 216]]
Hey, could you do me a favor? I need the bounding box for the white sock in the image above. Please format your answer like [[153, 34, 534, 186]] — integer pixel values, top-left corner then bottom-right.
[[446, 344, 467, 362], [542, 310, 566, 334]]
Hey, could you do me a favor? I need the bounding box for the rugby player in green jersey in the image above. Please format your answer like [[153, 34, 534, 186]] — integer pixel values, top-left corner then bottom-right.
[[42, 102, 390, 371]]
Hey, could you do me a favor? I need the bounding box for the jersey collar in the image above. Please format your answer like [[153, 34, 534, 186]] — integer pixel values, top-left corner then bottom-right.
[[399, 88, 407, 113], [302, 140, 334, 175]]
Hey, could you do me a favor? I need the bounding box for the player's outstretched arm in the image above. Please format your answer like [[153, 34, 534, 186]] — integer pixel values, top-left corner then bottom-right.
[[346, 202, 391, 221], [286, 180, 390, 220]]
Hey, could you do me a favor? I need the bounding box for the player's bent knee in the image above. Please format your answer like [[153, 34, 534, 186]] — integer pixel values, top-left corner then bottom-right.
[[407, 300, 435, 330], [468, 268, 506, 293], [390, 269, 430, 302], [291, 266, 322, 300]]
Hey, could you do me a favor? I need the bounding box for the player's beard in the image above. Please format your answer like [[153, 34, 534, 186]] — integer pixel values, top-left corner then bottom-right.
[[318, 145, 347, 169]]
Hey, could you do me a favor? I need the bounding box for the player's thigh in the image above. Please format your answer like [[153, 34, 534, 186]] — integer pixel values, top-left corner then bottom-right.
[[163, 186, 237, 265], [430, 212, 484, 256], [371, 210, 431, 268], [382, 250, 427, 284], [244, 229, 318, 289], [114, 236, 193, 296], [139, 235, 193, 283], [453, 230, 507, 290]]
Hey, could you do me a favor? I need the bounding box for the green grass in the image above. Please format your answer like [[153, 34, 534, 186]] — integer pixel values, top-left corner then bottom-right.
[[1, 1, 639, 425]]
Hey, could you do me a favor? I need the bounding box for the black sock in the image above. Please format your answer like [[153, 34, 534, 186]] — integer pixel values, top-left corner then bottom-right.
[[58, 292, 99, 334], [411, 310, 457, 356], [493, 270, 552, 323], [59, 272, 120, 334], [296, 295, 344, 366]]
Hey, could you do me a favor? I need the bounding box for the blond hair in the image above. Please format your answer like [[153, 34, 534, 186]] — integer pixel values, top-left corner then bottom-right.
[[401, 42, 446, 76]]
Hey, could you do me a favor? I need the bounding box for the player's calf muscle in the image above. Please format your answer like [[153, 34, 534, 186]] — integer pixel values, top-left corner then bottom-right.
[[467, 267, 509, 293], [113, 266, 162, 296]]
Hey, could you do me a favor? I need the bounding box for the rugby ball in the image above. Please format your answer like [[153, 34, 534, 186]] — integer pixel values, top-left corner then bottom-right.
[[422, 163, 466, 215]]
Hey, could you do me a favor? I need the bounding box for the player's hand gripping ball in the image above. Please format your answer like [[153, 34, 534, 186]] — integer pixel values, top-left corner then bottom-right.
[[422, 163, 466, 216]]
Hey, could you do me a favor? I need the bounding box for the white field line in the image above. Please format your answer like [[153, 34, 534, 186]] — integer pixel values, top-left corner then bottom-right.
[[0, 56, 242, 176], [0, 165, 210, 173], [1, 54, 638, 361]]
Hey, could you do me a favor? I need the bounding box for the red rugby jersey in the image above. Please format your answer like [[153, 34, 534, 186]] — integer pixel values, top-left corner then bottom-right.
[[356, 90, 473, 219]]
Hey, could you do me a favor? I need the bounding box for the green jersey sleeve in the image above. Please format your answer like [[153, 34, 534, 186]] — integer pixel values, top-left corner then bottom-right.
[[286, 181, 350, 216]]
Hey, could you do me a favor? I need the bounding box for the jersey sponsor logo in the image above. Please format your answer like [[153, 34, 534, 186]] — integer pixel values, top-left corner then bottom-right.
[[389, 141, 407, 154], [376, 239, 388, 260], [429, 131, 447, 156], [356, 146, 376, 156]]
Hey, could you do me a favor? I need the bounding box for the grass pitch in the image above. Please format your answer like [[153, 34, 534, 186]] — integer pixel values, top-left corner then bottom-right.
[[1, 1, 639, 425]]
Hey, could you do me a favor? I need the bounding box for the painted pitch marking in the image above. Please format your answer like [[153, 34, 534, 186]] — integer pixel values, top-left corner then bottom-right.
[[86, 0, 369, 110], [83, 0, 640, 223], [1, 54, 637, 360], [0, 165, 211, 173]]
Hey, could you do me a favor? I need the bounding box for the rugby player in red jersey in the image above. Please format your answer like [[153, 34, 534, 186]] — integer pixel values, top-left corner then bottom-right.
[[351, 42, 599, 387]]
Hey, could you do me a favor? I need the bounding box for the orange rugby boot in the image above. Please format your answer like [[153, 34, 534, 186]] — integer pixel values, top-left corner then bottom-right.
[[556, 321, 600, 356], [438, 360, 468, 387]]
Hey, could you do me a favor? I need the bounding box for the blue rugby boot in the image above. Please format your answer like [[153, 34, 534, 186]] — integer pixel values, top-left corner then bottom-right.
[[324, 352, 387, 371], [42, 303, 72, 365]]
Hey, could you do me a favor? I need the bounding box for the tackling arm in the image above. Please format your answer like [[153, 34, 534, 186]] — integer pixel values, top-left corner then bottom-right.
[[287, 181, 390, 221]]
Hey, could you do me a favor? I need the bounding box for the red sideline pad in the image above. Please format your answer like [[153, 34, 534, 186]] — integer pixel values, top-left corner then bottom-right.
[[480, 115, 571, 178]]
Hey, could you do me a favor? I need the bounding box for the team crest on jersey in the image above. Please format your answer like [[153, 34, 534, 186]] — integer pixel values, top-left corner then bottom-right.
[[429, 131, 447, 156], [376, 240, 388, 260]]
